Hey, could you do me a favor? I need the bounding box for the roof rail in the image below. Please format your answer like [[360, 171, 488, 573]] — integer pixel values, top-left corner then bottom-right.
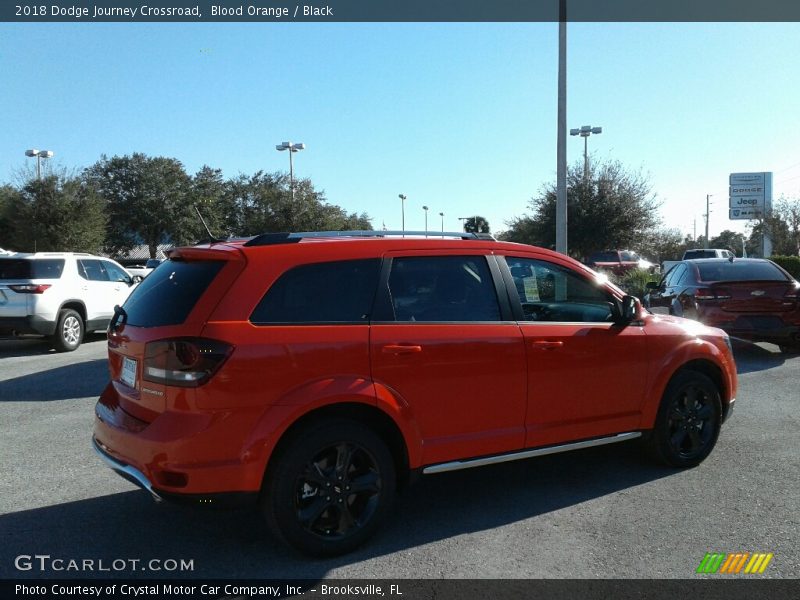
[[243, 230, 496, 247]]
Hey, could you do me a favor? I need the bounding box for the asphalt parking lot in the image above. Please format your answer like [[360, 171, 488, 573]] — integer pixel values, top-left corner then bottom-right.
[[0, 335, 798, 579]]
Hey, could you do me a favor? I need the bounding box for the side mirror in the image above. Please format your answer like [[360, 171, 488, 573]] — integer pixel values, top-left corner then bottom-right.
[[611, 295, 640, 325], [645, 281, 658, 291]]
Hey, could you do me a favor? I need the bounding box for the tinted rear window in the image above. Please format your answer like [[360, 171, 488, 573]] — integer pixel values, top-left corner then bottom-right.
[[684, 250, 716, 259], [0, 259, 64, 280], [123, 260, 224, 327], [696, 261, 787, 282], [250, 259, 380, 324]]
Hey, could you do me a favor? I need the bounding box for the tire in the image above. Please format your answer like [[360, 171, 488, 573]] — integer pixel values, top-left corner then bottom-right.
[[262, 419, 397, 557], [645, 371, 721, 468], [50, 308, 84, 352]]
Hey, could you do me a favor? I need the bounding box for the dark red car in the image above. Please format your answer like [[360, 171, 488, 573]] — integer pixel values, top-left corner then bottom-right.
[[645, 258, 800, 351]]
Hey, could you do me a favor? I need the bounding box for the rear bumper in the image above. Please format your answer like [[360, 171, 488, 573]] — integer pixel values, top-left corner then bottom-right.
[[93, 382, 268, 500], [93, 437, 258, 507], [0, 315, 56, 336], [92, 437, 163, 502]]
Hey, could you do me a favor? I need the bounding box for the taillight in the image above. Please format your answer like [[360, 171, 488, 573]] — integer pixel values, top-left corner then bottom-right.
[[143, 338, 233, 387], [9, 284, 51, 294], [695, 287, 730, 301], [785, 284, 800, 301]]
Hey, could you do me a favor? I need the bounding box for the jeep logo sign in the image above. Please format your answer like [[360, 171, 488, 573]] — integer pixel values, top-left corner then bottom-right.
[[729, 172, 772, 220]]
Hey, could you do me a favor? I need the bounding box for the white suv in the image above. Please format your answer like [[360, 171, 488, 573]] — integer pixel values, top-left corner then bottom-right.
[[0, 252, 136, 351]]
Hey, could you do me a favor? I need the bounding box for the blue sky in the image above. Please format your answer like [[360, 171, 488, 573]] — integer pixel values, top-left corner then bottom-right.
[[2, 22, 800, 243]]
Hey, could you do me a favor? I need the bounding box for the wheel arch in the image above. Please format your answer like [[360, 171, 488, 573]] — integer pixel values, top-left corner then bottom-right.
[[262, 402, 412, 492], [58, 300, 87, 325], [642, 356, 730, 429]]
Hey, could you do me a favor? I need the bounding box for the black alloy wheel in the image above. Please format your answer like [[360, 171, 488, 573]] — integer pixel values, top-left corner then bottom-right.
[[295, 441, 382, 538], [263, 418, 396, 556], [647, 371, 721, 468]]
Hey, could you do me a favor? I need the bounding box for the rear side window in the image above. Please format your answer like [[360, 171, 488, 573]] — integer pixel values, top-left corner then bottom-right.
[[0, 259, 64, 279], [123, 260, 224, 327], [697, 261, 787, 282], [79, 259, 109, 281], [250, 259, 380, 324], [387, 256, 501, 322]]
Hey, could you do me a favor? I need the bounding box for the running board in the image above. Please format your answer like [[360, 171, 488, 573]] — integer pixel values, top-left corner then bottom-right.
[[422, 432, 642, 475]]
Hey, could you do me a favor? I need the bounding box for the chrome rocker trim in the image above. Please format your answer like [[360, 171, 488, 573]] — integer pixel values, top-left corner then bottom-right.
[[422, 431, 642, 475]]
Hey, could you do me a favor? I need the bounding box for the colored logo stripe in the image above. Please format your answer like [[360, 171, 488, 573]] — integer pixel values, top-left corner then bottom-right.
[[697, 552, 773, 574]]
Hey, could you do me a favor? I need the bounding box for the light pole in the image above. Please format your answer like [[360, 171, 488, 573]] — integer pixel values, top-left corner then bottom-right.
[[422, 205, 429, 237], [275, 141, 305, 202], [569, 125, 602, 181], [556, 0, 567, 255], [25, 149, 54, 181], [439, 212, 444, 234], [398, 194, 407, 232], [458, 217, 469, 231], [704, 194, 713, 249]]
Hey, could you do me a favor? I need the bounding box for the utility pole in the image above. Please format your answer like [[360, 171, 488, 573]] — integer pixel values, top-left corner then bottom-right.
[[704, 194, 713, 248]]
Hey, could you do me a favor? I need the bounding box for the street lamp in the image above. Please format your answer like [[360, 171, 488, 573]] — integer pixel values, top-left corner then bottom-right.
[[569, 125, 602, 181], [398, 194, 407, 232], [439, 212, 444, 234], [458, 217, 469, 232], [25, 149, 54, 180], [275, 141, 305, 202], [422, 205, 429, 236]]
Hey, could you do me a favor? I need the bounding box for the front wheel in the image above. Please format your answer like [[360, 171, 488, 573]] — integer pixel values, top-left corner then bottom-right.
[[262, 419, 396, 556], [646, 371, 721, 468], [50, 308, 84, 352]]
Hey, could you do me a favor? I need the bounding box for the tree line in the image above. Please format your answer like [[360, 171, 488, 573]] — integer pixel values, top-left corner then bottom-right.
[[500, 159, 800, 261], [0, 153, 372, 257]]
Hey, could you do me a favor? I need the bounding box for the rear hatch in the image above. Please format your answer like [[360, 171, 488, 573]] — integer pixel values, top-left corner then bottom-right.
[[695, 260, 799, 315], [105, 246, 245, 423], [0, 257, 65, 318]]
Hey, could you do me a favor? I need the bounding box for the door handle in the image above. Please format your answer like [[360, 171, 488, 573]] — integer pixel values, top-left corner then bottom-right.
[[532, 340, 564, 350], [382, 344, 422, 355]]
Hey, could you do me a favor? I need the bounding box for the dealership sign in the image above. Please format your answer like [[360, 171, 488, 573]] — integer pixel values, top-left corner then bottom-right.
[[729, 172, 772, 220]]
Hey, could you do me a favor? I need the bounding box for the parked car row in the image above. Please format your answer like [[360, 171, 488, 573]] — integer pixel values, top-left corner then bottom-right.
[[585, 249, 659, 275], [0, 252, 142, 351], [644, 258, 800, 352]]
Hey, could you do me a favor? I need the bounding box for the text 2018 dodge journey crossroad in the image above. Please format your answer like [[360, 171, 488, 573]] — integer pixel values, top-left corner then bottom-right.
[[93, 231, 737, 556]]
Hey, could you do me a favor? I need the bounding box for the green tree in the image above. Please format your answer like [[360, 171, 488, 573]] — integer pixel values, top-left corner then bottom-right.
[[5, 175, 106, 253], [504, 159, 660, 259], [464, 216, 490, 233], [85, 153, 192, 258], [710, 229, 747, 256], [637, 228, 688, 263], [0, 184, 20, 249]]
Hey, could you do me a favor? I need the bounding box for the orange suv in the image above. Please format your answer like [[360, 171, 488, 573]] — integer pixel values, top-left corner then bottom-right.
[[93, 231, 737, 556]]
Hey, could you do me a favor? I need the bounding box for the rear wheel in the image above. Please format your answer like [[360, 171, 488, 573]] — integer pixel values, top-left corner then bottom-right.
[[646, 371, 721, 468], [263, 419, 396, 556], [50, 308, 83, 352]]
